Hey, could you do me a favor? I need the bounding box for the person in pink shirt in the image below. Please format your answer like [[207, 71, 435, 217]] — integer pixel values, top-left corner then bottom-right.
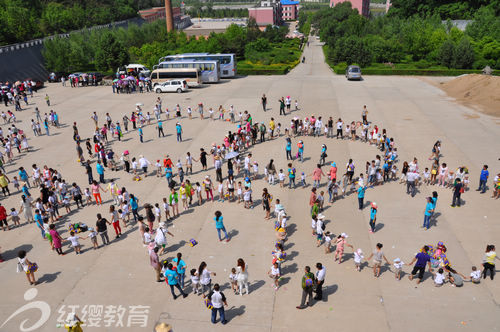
[[309, 188, 317, 214], [91, 180, 107, 205], [328, 162, 337, 181], [49, 224, 64, 255], [310, 164, 326, 188]]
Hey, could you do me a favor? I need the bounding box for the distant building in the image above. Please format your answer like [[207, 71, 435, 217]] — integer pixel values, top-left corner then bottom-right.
[[329, 0, 370, 18], [138, 7, 192, 29], [281, 0, 299, 21], [248, 0, 283, 28]]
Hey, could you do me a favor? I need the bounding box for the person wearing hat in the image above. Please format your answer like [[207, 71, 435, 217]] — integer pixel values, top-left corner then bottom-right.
[[369, 202, 378, 233], [155, 222, 174, 256]]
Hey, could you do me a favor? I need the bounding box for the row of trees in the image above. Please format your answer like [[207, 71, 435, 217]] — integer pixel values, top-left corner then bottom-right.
[[0, 0, 163, 45], [388, 0, 500, 20], [42, 18, 294, 73], [314, 2, 500, 69]]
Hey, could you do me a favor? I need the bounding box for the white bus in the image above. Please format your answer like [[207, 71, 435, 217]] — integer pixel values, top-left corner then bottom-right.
[[154, 60, 220, 83], [149, 68, 202, 87], [159, 53, 237, 78]]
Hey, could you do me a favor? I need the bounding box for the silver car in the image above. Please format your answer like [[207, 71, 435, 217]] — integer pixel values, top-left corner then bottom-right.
[[345, 65, 362, 81]]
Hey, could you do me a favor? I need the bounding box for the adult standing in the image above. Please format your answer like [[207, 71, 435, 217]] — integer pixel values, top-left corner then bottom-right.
[[71, 183, 84, 208], [155, 222, 174, 256], [199, 261, 216, 296], [176, 122, 183, 142], [357, 185, 366, 210], [261, 94, 267, 111], [150, 247, 163, 283], [139, 155, 151, 177], [130, 194, 140, 221], [406, 171, 418, 197], [477, 165, 489, 193], [96, 213, 111, 246], [165, 263, 188, 299], [91, 180, 106, 205], [407, 246, 433, 285], [0, 203, 9, 231], [314, 262, 326, 301], [451, 178, 463, 207], [422, 197, 434, 230], [208, 284, 227, 325], [361, 105, 368, 122], [18, 250, 37, 285], [365, 243, 390, 278], [0, 171, 10, 196], [236, 258, 249, 296], [296, 266, 315, 309], [482, 245, 498, 280], [285, 138, 292, 160], [173, 252, 187, 289], [85, 161, 93, 185], [96, 161, 105, 184], [213, 211, 230, 242], [19, 195, 34, 223], [311, 164, 326, 188], [279, 97, 285, 116]]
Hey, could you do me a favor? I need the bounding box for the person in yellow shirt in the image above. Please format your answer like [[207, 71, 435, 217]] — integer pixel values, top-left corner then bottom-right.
[[179, 183, 188, 211], [269, 118, 276, 138]]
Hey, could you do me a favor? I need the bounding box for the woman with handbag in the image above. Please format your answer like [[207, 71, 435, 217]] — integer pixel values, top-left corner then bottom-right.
[[18, 250, 37, 285]]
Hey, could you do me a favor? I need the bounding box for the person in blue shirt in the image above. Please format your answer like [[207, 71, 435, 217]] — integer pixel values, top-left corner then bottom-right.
[[138, 127, 143, 143], [287, 163, 296, 189], [129, 194, 139, 221], [96, 161, 105, 183], [173, 252, 187, 289], [430, 191, 438, 220], [34, 209, 44, 238], [176, 123, 183, 142], [319, 144, 327, 166], [477, 164, 489, 193], [297, 141, 304, 162], [214, 210, 230, 242], [18, 167, 30, 187], [285, 138, 292, 160], [369, 202, 378, 233], [423, 197, 434, 230], [382, 161, 390, 182], [165, 263, 188, 300], [357, 185, 366, 210], [157, 120, 165, 137], [22, 183, 31, 197], [115, 123, 122, 141]]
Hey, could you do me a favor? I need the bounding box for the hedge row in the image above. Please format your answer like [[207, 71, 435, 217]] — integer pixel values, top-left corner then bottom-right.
[[237, 67, 290, 75], [360, 68, 500, 76]]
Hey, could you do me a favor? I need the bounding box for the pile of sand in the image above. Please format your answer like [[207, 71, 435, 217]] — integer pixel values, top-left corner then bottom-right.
[[440, 74, 500, 117]]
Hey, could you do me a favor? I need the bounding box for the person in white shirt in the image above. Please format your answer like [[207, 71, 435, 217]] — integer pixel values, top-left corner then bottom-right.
[[138, 155, 151, 176], [244, 154, 251, 178], [469, 266, 481, 284], [354, 249, 364, 271], [433, 268, 446, 287], [208, 284, 227, 324], [67, 231, 82, 255], [314, 263, 326, 300], [393, 258, 404, 280]]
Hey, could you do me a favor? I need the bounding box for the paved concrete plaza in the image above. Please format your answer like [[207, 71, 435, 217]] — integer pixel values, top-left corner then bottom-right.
[[0, 38, 499, 332]]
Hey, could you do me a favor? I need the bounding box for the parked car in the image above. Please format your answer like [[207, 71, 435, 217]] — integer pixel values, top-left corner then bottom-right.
[[345, 65, 362, 81], [87, 72, 104, 83], [48, 72, 68, 83], [154, 80, 188, 93]]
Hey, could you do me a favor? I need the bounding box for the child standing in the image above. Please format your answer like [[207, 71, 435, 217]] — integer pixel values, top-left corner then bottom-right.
[[155, 160, 162, 177], [67, 231, 82, 255], [393, 258, 404, 280], [190, 268, 200, 294], [278, 170, 285, 188], [12, 176, 20, 191], [268, 262, 281, 290], [10, 208, 20, 227], [252, 162, 259, 180], [229, 268, 238, 294], [84, 188, 92, 205], [237, 182, 243, 203], [354, 249, 364, 271], [87, 227, 98, 250], [154, 203, 162, 224], [334, 233, 353, 264], [324, 231, 332, 254], [243, 186, 252, 209], [317, 191, 325, 211], [300, 172, 306, 187], [217, 180, 225, 202]]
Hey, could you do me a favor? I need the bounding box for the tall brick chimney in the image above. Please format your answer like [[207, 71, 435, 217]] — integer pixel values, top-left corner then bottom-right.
[[165, 0, 174, 32]]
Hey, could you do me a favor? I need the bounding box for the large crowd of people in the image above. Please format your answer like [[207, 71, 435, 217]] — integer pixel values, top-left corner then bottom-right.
[[1, 82, 498, 326]]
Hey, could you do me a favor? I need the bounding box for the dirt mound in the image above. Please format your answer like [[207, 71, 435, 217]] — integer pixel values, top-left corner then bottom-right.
[[440, 74, 500, 117]]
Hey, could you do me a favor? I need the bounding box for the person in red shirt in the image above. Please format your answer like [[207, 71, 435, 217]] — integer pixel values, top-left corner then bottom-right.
[[163, 155, 173, 168], [0, 203, 9, 231]]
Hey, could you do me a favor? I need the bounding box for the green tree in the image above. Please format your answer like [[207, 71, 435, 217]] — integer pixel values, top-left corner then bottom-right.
[[453, 38, 475, 69], [94, 31, 129, 72], [439, 39, 455, 68]]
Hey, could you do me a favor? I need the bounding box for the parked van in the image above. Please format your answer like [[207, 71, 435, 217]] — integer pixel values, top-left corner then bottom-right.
[[117, 64, 151, 77], [150, 68, 202, 87]]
